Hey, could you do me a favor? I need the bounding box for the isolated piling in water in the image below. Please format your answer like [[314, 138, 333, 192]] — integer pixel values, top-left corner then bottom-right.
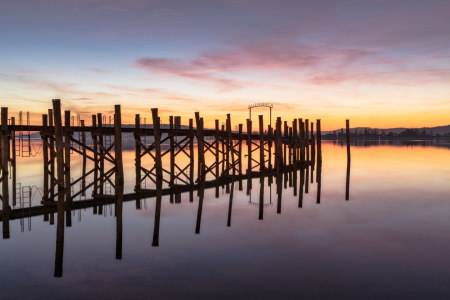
[[316, 119, 322, 162], [135, 114, 141, 191], [346, 119, 351, 200]]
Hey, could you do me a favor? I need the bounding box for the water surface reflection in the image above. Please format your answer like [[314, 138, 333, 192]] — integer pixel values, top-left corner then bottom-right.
[[1, 141, 450, 299]]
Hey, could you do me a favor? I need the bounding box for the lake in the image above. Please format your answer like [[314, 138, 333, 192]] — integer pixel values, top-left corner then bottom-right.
[[1, 140, 450, 299]]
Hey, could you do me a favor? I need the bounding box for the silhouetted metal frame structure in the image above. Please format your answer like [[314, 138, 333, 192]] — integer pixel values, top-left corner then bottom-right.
[[248, 103, 273, 128]]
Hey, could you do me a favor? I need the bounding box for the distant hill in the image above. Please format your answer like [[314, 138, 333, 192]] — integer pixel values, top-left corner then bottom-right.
[[323, 125, 450, 136]]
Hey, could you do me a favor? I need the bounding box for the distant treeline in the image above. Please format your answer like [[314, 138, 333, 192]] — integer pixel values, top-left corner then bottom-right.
[[323, 128, 450, 140]]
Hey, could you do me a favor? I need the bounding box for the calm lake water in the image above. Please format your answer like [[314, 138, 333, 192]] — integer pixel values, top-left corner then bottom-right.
[[1, 140, 450, 299]]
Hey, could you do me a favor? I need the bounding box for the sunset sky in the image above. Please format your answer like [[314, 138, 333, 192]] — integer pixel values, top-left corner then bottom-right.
[[1, 0, 449, 130]]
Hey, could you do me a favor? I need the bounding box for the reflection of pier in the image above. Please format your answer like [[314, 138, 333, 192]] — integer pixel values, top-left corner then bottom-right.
[[1, 99, 330, 277]]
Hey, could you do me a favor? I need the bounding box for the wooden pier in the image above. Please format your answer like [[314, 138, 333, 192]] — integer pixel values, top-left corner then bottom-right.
[[0, 99, 323, 234]]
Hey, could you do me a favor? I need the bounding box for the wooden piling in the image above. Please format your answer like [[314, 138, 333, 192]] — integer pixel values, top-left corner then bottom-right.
[[259, 115, 264, 172], [151, 108, 163, 183], [1, 107, 10, 238], [247, 119, 252, 173], [64, 111, 72, 227], [42, 115, 49, 202], [316, 119, 322, 162]]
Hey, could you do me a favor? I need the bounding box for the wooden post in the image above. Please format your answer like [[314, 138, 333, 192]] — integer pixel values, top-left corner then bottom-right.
[[134, 114, 141, 207], [316, 119, 322, 162], [189, 118, 194, 186], [114, 105, 124, 258], [49, 109, 55, 201], [169, 116, 175, 187], [259, 115, 264, 172], [238, 124, 243, 176], [92, 114, 98, 197], [215, 119, 220, 197], [226, 114, 235, 176], [310, 121, 315, 184], [64, 111, 72, 227], [268, 125, 273, 170], [194, 112, 205, 179], [346, 119, 351, 201], [305, 119, 310, 162], [1, 107, 10, 238], [52, 100, 65, 273], [151, 108, 163, 183], [42, 115, 49, 202], [97, 113, 104, 195], [81, 120, 87, 197], [246, 119, 252, 173], [292, 119, 298, 164], [275, 117, 282, 171], [299, 119, 305, 165], [11, 117, 16, 207], [283, 121, 288, 166]]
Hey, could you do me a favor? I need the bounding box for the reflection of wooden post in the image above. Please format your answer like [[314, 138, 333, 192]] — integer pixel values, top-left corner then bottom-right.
[[54, 198, 65, 277], [1, 107, 10, 238], [227, 181, 234, 227], [276, 169, 282, 214], [259, 115, 264, 172], [195, 178, 205, 234], [64, 111, 72, 227], [299, 166, 304, 208], [152, 182, 162, 247], [258, 175, 264, 220]]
